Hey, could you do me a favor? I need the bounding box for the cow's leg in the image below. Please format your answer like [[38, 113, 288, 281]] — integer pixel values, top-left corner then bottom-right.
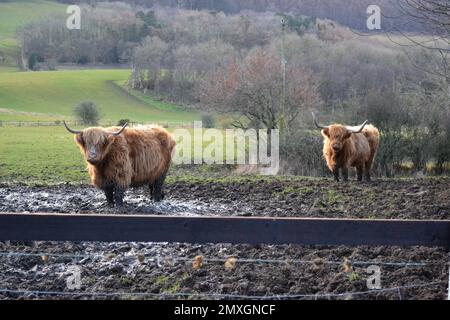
[[332, 167, 340, 182], [356, 166, 363, 181], [342, 167, 349, 182], [102, 185, 114, 206], [364, 160, 373, 181], [113, 184, 125, 206], [149, 184, 154, 198], [160, 170, 168, 200], [152, 171, 167, 202], [152, 184, 162, 202]]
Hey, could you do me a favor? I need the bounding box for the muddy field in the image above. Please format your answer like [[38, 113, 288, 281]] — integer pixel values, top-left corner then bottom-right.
[[0, 177, 449, 300]]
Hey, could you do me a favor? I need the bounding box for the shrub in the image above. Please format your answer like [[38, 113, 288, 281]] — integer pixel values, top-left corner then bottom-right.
[[73, 101, 101, 125], [117, 119, 130, 126], [201, 114, 215, 128], [27, 53, 43, 70], [280, 129, 328, 176]]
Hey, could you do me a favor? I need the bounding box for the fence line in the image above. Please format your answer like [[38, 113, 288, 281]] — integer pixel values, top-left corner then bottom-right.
[[0, 281, 445, 300], [0, 251, 434, 267], [1, 213, 449, 247], [0, 120, 195, 128]]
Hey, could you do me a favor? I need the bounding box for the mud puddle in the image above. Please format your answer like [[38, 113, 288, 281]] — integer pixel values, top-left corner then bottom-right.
[[0, 185, 243, 216]]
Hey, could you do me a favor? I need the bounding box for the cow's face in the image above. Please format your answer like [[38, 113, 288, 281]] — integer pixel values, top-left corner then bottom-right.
[[322, 125, 351, 152], [75, 128, 116, 165], [63, 121, 128, 165]]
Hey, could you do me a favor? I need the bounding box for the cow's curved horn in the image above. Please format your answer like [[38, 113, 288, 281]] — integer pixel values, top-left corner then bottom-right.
[[347, 120, 369, 134], [311, 112, 328, 129], [111, 122, 128, 136], [63, 121, 82, 134]]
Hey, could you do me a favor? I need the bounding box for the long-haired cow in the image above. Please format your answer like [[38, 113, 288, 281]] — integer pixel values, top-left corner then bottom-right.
[[64, 121, 176, 206], [312, 113, 380, 182]]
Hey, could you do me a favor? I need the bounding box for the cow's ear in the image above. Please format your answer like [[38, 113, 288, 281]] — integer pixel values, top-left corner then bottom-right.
[[344, 131, 352, 139], [322, 128, 329, 137], [75, 133, 84, 145]]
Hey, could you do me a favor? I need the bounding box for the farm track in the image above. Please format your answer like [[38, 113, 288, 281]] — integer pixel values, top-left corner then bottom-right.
[[0, 177, 449, 300]]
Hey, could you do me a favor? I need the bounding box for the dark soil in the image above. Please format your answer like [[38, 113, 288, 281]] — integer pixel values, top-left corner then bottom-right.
[[166, 177, 450, 220], [0, 177, 448, 300]]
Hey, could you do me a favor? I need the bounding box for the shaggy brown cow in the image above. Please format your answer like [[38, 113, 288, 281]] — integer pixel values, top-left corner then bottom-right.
[[312, 113, 380, 182], [64, 121, 176, 206]]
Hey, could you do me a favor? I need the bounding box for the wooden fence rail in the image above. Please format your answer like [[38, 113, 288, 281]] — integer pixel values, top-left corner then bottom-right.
[[0, 213, 449, 247]]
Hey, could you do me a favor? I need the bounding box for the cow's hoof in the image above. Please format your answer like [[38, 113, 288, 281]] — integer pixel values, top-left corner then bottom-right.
[[114, 200, 124, 207]]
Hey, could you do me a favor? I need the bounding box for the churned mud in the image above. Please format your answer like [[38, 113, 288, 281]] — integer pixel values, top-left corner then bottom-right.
[[166, 177, 450, 219], [1, 177, 449, 219], [0, 177, 449, 300], [0, 184, 232, 216]]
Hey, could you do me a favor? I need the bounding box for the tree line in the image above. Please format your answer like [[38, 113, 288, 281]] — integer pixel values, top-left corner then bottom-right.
[[54, 0, 428, 32]]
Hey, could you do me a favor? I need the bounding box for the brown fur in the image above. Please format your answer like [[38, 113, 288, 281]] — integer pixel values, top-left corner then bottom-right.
[[321, 124, 380, 181], [73, 124, 176, 203]]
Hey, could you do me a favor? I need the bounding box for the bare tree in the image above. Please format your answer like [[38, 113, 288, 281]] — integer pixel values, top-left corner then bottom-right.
[[388, 1, 450, 83], [395, 1, 449, 37], [130, 36, 169, 92], [171, 40, 236, 101], [196, 48, 321, 131]]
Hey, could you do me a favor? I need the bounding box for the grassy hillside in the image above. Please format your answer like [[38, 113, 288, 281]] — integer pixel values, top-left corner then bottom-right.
[[0, 69, 199, 122]]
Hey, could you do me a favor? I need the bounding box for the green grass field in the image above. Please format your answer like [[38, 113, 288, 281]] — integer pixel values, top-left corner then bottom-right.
[[0, 69, 200, 122], [0, 126, 239, 184], [0, 126, 87, 183]]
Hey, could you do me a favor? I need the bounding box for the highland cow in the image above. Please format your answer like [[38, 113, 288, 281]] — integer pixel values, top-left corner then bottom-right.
[[312, 113, 380, 182], [64, 121, 176, 206]]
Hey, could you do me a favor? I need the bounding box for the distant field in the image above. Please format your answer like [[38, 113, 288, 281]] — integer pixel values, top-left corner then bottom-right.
[[0, 108, 59, 121], [0, 66, 20, 73], [0, 69, 200, 122]]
